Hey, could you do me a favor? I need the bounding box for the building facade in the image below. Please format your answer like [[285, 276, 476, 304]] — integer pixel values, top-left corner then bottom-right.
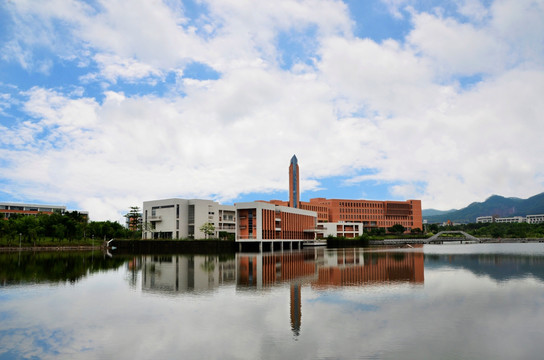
[[142, 199, 236, 240], [315, 222, 364, 238], [142, 155, 423, 241], [236, 201, 316, 242], [476, 214, 544, 224], [1, 202, 66, 219], [476, 216, 494, 223], [142, 199, 316, 243], [306, 198, 422, 232], [494, 216, 525, 223], [526, 215, 544, 224], [268, 156, 423, 235]]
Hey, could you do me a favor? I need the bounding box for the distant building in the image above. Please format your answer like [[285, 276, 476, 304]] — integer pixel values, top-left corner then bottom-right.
[[0, 202, 66, 219], [526, 215, 544, 224], [494, 216, 526, 223], [476, 216, 494, 223], [476, 214, 544, 224]]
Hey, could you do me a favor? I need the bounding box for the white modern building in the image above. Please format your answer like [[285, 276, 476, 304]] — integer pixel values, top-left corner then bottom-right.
[[143, 198, 369, 247], [476, 216, 494, 223], [476, 214, 544, 224], [315, 222, 364, 238], [142, 199, 236, 240], [494, 216, 525, 223], [0, 202, 88, 218], [526, 215, 544, 224]]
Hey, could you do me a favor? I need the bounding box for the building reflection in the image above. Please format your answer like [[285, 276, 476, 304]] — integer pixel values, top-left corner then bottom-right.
[[235, 248, 424, 289], [138, 249, 423, 336], [142, 255, 236, 294], [235, 248, 424, 336], [290, 283, 301, 336]]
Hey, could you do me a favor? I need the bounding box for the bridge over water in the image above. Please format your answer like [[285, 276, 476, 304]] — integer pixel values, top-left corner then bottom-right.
[[427, 231, 479, 243], [376, 231, 482, 246]]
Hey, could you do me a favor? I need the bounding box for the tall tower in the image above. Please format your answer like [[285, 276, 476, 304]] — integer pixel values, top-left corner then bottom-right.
[[289, 155, 300, 208]]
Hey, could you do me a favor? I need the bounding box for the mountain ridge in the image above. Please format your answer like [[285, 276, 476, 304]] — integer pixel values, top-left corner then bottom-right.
[[423, 192, 544, 224]]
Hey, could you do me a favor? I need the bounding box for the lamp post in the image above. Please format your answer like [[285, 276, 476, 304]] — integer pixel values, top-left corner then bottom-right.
[[19, 233, 22, 248]]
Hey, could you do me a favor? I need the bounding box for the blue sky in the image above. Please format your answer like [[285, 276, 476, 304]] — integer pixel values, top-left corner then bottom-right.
[[1, 0, 543, 221]]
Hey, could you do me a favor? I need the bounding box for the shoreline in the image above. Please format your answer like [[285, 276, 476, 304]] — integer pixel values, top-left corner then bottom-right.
[[2, 237, 544, 253], [0, 245, 104, 253]]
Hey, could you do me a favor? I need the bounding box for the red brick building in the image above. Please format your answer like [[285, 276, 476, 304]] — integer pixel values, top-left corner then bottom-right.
[[266, 156, 423, 233]]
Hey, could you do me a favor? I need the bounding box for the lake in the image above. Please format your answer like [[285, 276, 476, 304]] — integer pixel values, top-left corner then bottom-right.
[[1, 243, 544, 359]]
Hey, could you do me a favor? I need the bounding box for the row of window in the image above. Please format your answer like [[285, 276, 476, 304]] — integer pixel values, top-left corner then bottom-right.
[[340, 208, 382, 214], [339, 202, 383, 208]]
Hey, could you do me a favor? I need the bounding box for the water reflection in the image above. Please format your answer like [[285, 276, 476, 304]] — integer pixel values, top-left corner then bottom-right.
[[2, 245, 544, 359], [0, 251, 128, 285], [425, 253, 544, 282], [136, 249, 425, 294], [141, 255, 236, 294], [137, 249, 425, 337]]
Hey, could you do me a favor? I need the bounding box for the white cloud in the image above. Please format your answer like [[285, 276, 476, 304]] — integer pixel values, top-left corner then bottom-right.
[[407, 11, 507, 76], [380, 0, 413, 19], [1, 0, 544, 219], [456, 0, 489, 22], [82, 54, 165, 84]]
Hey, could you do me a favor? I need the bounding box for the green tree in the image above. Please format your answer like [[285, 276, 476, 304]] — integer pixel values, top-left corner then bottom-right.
[[368, 227, 386, 236], [199, 222, 215, 239], [388, 224, 406, 235], [411, 227, 422, 234], [124, 206, 142, 238], [428, 224, 439, 233]]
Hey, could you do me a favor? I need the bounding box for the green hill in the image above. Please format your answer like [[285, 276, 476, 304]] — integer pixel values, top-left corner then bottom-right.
[[424, 193, 544, 224], [422, 208, 456, 217]]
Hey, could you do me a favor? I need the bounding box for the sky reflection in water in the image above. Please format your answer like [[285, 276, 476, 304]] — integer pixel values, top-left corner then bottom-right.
[[1, 244, 544, 359]]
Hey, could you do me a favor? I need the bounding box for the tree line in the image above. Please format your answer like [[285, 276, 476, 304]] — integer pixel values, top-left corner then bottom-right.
[[0, 211, 139, 246]]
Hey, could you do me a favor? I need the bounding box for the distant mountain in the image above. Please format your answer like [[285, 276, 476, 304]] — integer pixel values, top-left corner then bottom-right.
[[424, 192, 544, 224], [422, 208, 457, 217]]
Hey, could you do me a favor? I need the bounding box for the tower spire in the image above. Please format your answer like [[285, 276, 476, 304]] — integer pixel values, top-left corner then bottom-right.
[[289, 155, 299, 208]]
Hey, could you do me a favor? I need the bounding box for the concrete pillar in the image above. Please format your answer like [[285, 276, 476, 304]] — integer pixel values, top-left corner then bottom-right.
[[259, 242, 263, 252], [281, 242, 284, 251]]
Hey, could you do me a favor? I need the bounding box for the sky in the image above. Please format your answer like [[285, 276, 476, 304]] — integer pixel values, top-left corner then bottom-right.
[[1, 0, 543, 222]]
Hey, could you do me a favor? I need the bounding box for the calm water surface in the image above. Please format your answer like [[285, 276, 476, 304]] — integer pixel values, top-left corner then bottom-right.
[[2, 243, 544, 359]]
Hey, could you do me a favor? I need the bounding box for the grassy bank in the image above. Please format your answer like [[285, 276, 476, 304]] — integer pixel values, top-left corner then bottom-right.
[[0, 237, 107, 248]]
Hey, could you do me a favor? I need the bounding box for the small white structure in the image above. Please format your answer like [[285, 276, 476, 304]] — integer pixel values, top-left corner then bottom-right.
[[316, 222, 364, 238]]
